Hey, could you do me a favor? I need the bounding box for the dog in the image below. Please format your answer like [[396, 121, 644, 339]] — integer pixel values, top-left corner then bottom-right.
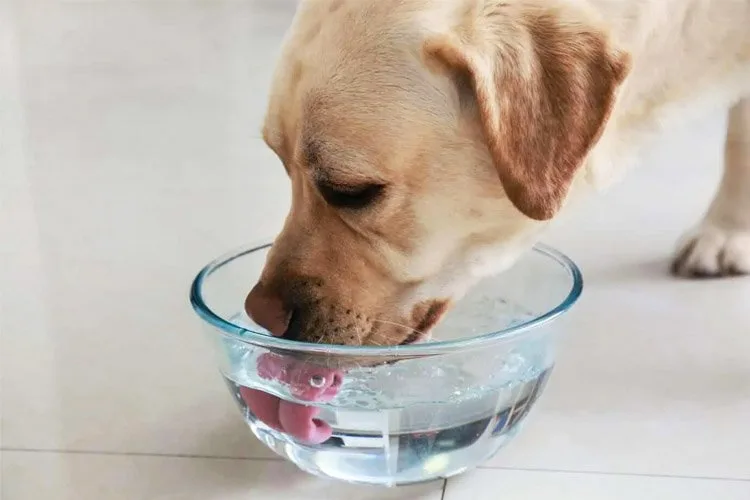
[[245, 0, 750, 347]]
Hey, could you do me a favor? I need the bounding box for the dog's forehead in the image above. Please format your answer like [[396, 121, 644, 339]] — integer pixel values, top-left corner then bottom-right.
[[266, 2, 437, 107]]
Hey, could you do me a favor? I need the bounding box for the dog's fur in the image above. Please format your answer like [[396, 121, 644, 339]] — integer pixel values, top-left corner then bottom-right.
[[245, 0, 750, 346]]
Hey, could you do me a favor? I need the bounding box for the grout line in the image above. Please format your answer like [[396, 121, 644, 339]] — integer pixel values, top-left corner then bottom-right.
[[476, 465, 750, 483], [440, 479, 448, 500], [0, 447, 286, 463], [3, 447, 750, 485]]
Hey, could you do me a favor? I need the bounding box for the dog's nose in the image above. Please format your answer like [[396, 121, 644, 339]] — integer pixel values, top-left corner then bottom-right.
[[245, 283, 291, 337]]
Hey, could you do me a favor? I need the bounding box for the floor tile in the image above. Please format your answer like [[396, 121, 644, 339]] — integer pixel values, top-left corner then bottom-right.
[[445, 469, 750, 500], [2, 451, 444, 500]]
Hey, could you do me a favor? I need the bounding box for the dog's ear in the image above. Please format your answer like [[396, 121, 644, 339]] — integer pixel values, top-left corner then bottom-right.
[[424, 1, 630, 220]]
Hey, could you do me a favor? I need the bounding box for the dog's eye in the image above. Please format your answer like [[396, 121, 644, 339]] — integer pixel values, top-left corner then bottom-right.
[[317, 183, 385, 209]]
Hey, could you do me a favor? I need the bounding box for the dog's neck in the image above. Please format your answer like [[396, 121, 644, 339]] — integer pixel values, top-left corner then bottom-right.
[[580, 0, 750, 191]]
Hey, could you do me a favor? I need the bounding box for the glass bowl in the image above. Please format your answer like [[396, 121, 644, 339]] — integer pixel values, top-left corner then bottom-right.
[[190, 242, 582, 486]]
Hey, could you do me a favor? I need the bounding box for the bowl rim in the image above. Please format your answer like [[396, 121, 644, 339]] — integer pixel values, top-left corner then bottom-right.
[[190, 241, 583, 357]]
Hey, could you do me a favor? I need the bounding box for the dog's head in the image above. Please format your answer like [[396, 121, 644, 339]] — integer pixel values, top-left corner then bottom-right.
[[246, 0, 630, 346]]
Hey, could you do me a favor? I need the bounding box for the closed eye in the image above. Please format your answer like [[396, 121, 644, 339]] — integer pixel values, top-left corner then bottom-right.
[[317, 182, 386, 209]]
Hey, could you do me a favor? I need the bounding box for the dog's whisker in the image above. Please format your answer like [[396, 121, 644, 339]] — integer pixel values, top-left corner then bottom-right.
[[360, 330, 389, 347], [366, 319, 427, 346], [370, 318, 424, 335]]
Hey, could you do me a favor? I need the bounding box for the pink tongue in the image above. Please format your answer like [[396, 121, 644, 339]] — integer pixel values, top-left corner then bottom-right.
[[278, 401, 332, 443], [241, 353, 343, 444]]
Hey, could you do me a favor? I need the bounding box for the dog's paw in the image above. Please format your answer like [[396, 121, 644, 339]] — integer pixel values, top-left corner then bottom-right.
[[672, 225, 750, 278]]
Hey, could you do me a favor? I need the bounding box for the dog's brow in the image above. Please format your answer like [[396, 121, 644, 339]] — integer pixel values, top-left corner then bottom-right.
[[300, 136, 380, 184], [301, 138, 344, 180], [301, 138, 322, 168]]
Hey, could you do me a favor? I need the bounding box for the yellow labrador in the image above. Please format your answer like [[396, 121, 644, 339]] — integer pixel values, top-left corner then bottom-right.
[[246, 0, 750, 346]]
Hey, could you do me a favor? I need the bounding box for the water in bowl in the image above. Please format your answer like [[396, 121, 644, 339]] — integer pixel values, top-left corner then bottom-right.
[[224, 364, 550, 486]]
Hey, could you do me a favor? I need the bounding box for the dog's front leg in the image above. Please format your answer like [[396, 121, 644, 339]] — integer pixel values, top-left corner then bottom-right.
[[673, 98, 750, 277]]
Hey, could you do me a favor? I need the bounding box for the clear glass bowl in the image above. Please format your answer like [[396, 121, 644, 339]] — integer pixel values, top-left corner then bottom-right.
[[190, 242, 582, 486]]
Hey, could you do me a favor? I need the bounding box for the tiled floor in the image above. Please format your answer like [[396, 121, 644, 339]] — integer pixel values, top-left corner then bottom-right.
[[1, 1, 749, 499]]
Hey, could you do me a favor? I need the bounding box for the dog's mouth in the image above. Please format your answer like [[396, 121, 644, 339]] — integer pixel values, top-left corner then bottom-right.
[[400, 299, 452, 345], [365, 299, 451, 347], [275, 298, 451, 347], [399, 329, 426, 346]]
